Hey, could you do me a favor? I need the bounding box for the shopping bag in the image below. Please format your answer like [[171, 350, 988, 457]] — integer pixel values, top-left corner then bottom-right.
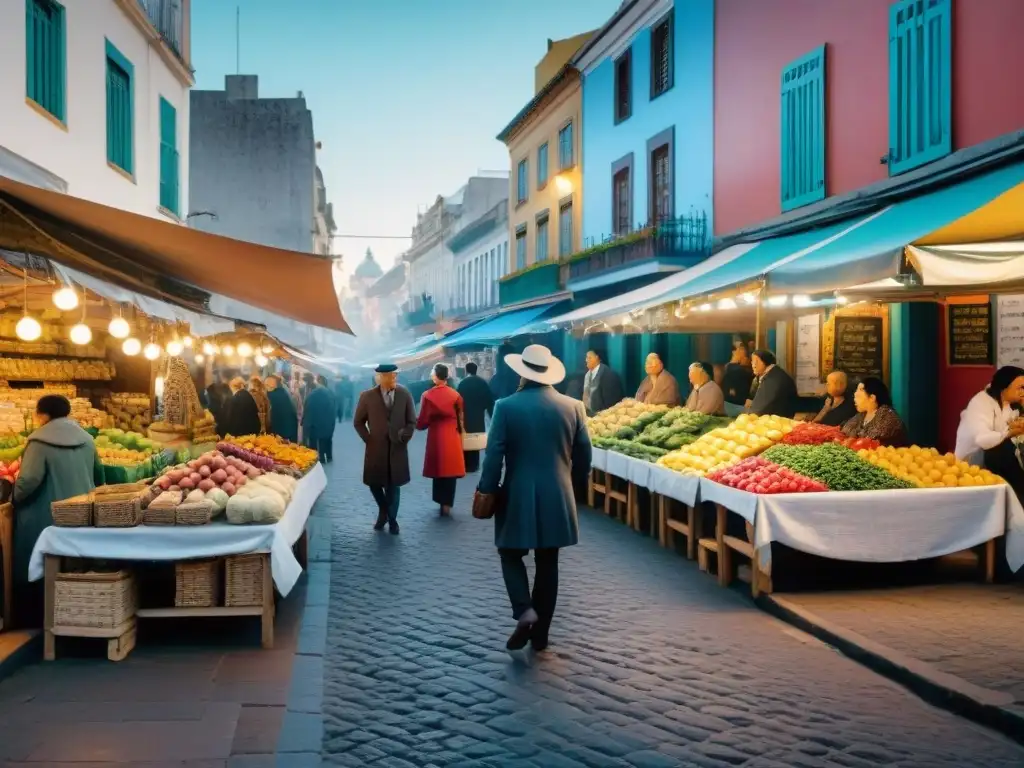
[[462, 432, 487, 452]]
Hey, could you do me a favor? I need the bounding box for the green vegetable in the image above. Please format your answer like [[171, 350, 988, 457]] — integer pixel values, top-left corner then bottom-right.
[[762, 443, 913, 492]]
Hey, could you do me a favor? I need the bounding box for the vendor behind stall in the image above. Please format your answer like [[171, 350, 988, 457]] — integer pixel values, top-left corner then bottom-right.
[[954, 366, 1024, 467], [13, 395, 101, 627], [747, 350, 797, 418], [685, 362, 725, 415], [635, 353, 681, 406], [841, 377, 908, 447], [722, 344, 754, 417], [812, 370, 857, 427]]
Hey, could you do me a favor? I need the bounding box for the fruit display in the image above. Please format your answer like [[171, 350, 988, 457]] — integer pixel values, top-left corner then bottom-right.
[[102, 392, 152, 432], [592, 437, 668, 462], [225, 472, 299, 524], [152, 451, 265, 497], [762, 443, 914, 492], [0, 434, 26, 463], [0, 457, 21, 483], [0, 407, 28, 435], [857, 445, 1003, 489], [656, 414, 797, 476], [634, 408, 732, 450], [707, 456, 828, 494], [216, 441, 278, 471], [586, 399, 669, 439], [69, 397, 109, 430], [221, 434, 318, 472], [95, 429, 158, 462], [781, 423, 843, 445], [190, 411, 218, 444], [0, 358, 114, 381]]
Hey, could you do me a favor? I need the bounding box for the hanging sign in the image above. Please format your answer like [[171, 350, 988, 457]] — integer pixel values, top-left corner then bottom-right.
[[947, 302, 993, 366], [795, 315, 822, 394], [834, 316, 884, 381], [996, 295, 1024, 368]]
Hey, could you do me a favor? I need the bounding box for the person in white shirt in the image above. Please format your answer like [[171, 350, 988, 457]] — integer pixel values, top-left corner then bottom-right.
[[954, 366, 1024, 466]]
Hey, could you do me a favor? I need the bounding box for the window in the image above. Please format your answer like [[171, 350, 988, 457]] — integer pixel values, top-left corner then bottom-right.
[[536, 216, 549, 262], [650, 11, 674, 98], [25, 0, 66, 123], [159, 97, 179, 214], [780, 46, 826, 211], [888, 0, 952, 175], [614, 49, 632, 123], [515, 227, 527, 270], [105, 40, 134, 175], [516, 159, 528, 204], [650, 144, 672, 224], [558, 122, 574, 170], [613, 166, 632, 235], [537, 143, 549, 189], [559, 201, 573, 258]]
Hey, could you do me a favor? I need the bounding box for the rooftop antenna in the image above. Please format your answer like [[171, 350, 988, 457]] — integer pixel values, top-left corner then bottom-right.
[[235, 5, 240, 75]]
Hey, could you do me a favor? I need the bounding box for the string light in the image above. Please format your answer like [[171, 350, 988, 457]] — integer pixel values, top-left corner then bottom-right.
[[144, 342, 161, 361], [108, 312, 130, 339], [194, 353, 205, 364], [221, 344, 235, 357], [52, 286, 79, 311], [16, 269, 41, 341], [236, 341, 253, 357], [182, 336, 194, 348], [717, 298, 737, 310], [166, 339, 184, 357], [254, 353, 268, 367], [261, 343, 274, 354], [122, 337, 142, 356], [767, 295, 789, 307], [202, 341, 216, 355]]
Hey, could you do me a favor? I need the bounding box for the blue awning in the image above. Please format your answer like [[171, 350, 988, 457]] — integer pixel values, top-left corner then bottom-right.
[[443, 302, 561, 348]]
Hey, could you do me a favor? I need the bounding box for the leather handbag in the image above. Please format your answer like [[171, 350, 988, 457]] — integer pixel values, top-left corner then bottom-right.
[[472, 486, 505, 520]]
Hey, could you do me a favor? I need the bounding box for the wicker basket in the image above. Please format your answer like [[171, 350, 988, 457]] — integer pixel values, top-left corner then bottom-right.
[[224, 553, 264, 607], [175, 501, 213, 526], [94, 492, 143, 528], [52, 494, 93, 527], [142, 505, 176, 525], [175, 558, 221, 607], [54, 570, 136, 628]]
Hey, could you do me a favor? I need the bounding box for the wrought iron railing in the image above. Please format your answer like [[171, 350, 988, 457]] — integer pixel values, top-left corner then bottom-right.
[[137, 0, 184, 61]]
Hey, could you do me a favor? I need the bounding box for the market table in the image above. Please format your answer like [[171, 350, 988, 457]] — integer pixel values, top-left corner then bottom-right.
[[29, 462, 327, 659], [588, 449, 633, 526], [646, 464, 701, 557], [697, 477, 1024, 596]]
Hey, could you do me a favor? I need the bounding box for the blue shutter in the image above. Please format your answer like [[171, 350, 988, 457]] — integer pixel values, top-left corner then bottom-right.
[[159, 97, 179, 214], [105, 40, 134, 174], [25, 0, 66, 122], [517, 160, 528, 202], [558, 123, 574, 169], [888, 0, 952, 175], [537, 143, 548, 188], [780, 45, 826, 212]]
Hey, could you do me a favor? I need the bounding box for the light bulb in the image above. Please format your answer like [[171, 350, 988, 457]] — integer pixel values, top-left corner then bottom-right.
[[182, 336, 193, 348], [154, 376, 165, 397], [698, 303, 712, 312], [261, 344, 274, 354], [717, 298, 737, 310], [69, 323, 92, 345], [16, 315, 42, 342], [836, 295, 849, 305], [122, 337, 142, 356], [254, 353, 268, 367], [194, 353, 205, 364], [767, 295, 789, 307], [202, 341, 215, 355], [793, 295, 812, 307], [166, 339, 184, 357], [52, 287, 79, 311], [237, 342, 253, 357], [108, 316, 131, 339], [144, 342, 161, 360], [222, 344, 235, 357]]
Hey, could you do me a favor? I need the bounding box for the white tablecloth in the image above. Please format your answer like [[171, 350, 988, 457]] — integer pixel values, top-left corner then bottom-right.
[[591, 447, 607, 472], [29, 463, 328, 597], [604, 450, 630, 480], [647, 464, 701, 506], [697, 477, 1024, 571]]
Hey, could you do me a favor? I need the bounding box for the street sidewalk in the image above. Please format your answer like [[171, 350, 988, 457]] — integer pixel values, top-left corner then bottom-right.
[[762, 578, 1024, 745]]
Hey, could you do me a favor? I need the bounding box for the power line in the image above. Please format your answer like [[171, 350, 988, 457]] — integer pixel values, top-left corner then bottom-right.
[[330, 233, 413, 240]]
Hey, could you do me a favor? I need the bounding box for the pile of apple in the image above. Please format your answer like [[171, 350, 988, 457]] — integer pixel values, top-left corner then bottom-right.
[[706, 456, 827, 495], [153, 451, 263, 497]]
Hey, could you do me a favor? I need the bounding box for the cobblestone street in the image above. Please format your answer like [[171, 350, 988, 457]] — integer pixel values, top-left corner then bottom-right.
[[321, 428, 1024, 767]]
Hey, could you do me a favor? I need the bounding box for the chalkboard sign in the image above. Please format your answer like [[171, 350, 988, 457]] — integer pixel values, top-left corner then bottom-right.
[[948, 302, 993, 366], [834, 316, 884, 381]]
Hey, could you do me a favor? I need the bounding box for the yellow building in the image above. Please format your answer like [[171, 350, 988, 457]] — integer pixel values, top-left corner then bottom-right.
[[497, 33, 594, 276]]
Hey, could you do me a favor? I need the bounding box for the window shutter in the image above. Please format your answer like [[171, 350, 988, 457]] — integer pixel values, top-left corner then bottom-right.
[[26, 0, 66, 121], [780, 45, 826, 211], [888, 0, 952, 175], [159, 97, 179, 213], [105, 44, 134, 174]]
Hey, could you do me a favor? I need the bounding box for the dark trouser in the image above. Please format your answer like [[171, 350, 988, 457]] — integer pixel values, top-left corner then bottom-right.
[[463, 450, 480, 473], [317, 437, 333, 463], [369, 485, 401, 524], [498, 547, 559, 640], [432, 477, 457, 506]]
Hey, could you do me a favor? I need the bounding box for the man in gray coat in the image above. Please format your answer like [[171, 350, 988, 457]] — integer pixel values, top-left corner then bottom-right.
[[353, 364, 416, 534], [477, 345, 592, 656]]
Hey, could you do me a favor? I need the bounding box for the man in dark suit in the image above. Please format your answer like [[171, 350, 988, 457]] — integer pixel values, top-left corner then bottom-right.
[[477, 345, 592, 657], [456, 362, 495, 473], [581, 350, 624, 415], [748, 349, 797, 418], [353, 364, 417, 534]]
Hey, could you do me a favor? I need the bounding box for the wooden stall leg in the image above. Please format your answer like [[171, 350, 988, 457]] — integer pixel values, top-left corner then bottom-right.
[[43, 555, 59, 661], [603, 474, 612, 517], [260, 553, 275, 650], [686, 505, 697, 561], [984, 538, 996, 584], [627, 483, 637, 530], [659, 496, 669, 547], [294, 528, 309, 571], [587, 471, 595, 508], [716, 505, 732, 587], [107, 621, 137, 661]]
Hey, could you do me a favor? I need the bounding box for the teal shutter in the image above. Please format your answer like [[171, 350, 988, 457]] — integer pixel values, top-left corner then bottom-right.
[[105, 40, 134, 174], [888, 0, 952, 175], [780, 45, 826, 212], [25, 0, 66, 122], [159, 97, 179, 214]]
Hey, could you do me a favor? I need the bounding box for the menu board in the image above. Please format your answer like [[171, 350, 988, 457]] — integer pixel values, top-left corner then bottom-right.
[[834, 316, 883, 380], [947, 302, 993, 366], [997, 295, 1024, 368], [795, 314, 822, 394]]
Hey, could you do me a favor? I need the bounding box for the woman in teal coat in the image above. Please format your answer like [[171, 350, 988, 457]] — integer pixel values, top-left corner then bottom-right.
[[13, 395, 101, 627]]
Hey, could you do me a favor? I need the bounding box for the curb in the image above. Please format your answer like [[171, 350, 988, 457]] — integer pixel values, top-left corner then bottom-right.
[[760, 593, 1024, 746]]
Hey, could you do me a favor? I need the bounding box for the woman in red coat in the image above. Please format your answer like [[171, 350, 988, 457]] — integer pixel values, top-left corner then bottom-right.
[[416, 363, 466, 516]]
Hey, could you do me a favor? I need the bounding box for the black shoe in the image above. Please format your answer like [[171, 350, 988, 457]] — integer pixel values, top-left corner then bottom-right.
[[373, 510, 387, 531], [506, 623, 532, 652], [530, 635, 549, 652], [388, 522, 400, 535]]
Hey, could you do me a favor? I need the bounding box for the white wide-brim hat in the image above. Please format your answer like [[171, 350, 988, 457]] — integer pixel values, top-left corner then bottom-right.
[[504, 344, 566, 386]]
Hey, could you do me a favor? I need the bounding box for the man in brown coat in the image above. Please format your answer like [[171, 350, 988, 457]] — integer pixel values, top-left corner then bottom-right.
[[635, 353, 681, 406], [353, 363, 416, 534]]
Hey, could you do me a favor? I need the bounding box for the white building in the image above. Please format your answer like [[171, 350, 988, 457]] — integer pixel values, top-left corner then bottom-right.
[[0, 0, 194, 218], [449, 199, 509, 314]]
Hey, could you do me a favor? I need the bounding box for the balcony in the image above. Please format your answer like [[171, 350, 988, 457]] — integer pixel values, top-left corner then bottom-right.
[[499, 260, 564, 307], [137, 0, 184, 62], [560, 211, 711, 291]]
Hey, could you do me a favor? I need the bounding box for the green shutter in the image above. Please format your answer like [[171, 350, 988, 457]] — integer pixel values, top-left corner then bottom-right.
[[25, 0, 66, 122], [159, 97, 179, 214], [105, 39, 134, 175], [780, 45, 826, 212], [888, 0, 952, 175]]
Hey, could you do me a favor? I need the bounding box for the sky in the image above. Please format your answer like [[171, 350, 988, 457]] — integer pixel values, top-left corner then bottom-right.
[[190, 0, 622, 277]]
